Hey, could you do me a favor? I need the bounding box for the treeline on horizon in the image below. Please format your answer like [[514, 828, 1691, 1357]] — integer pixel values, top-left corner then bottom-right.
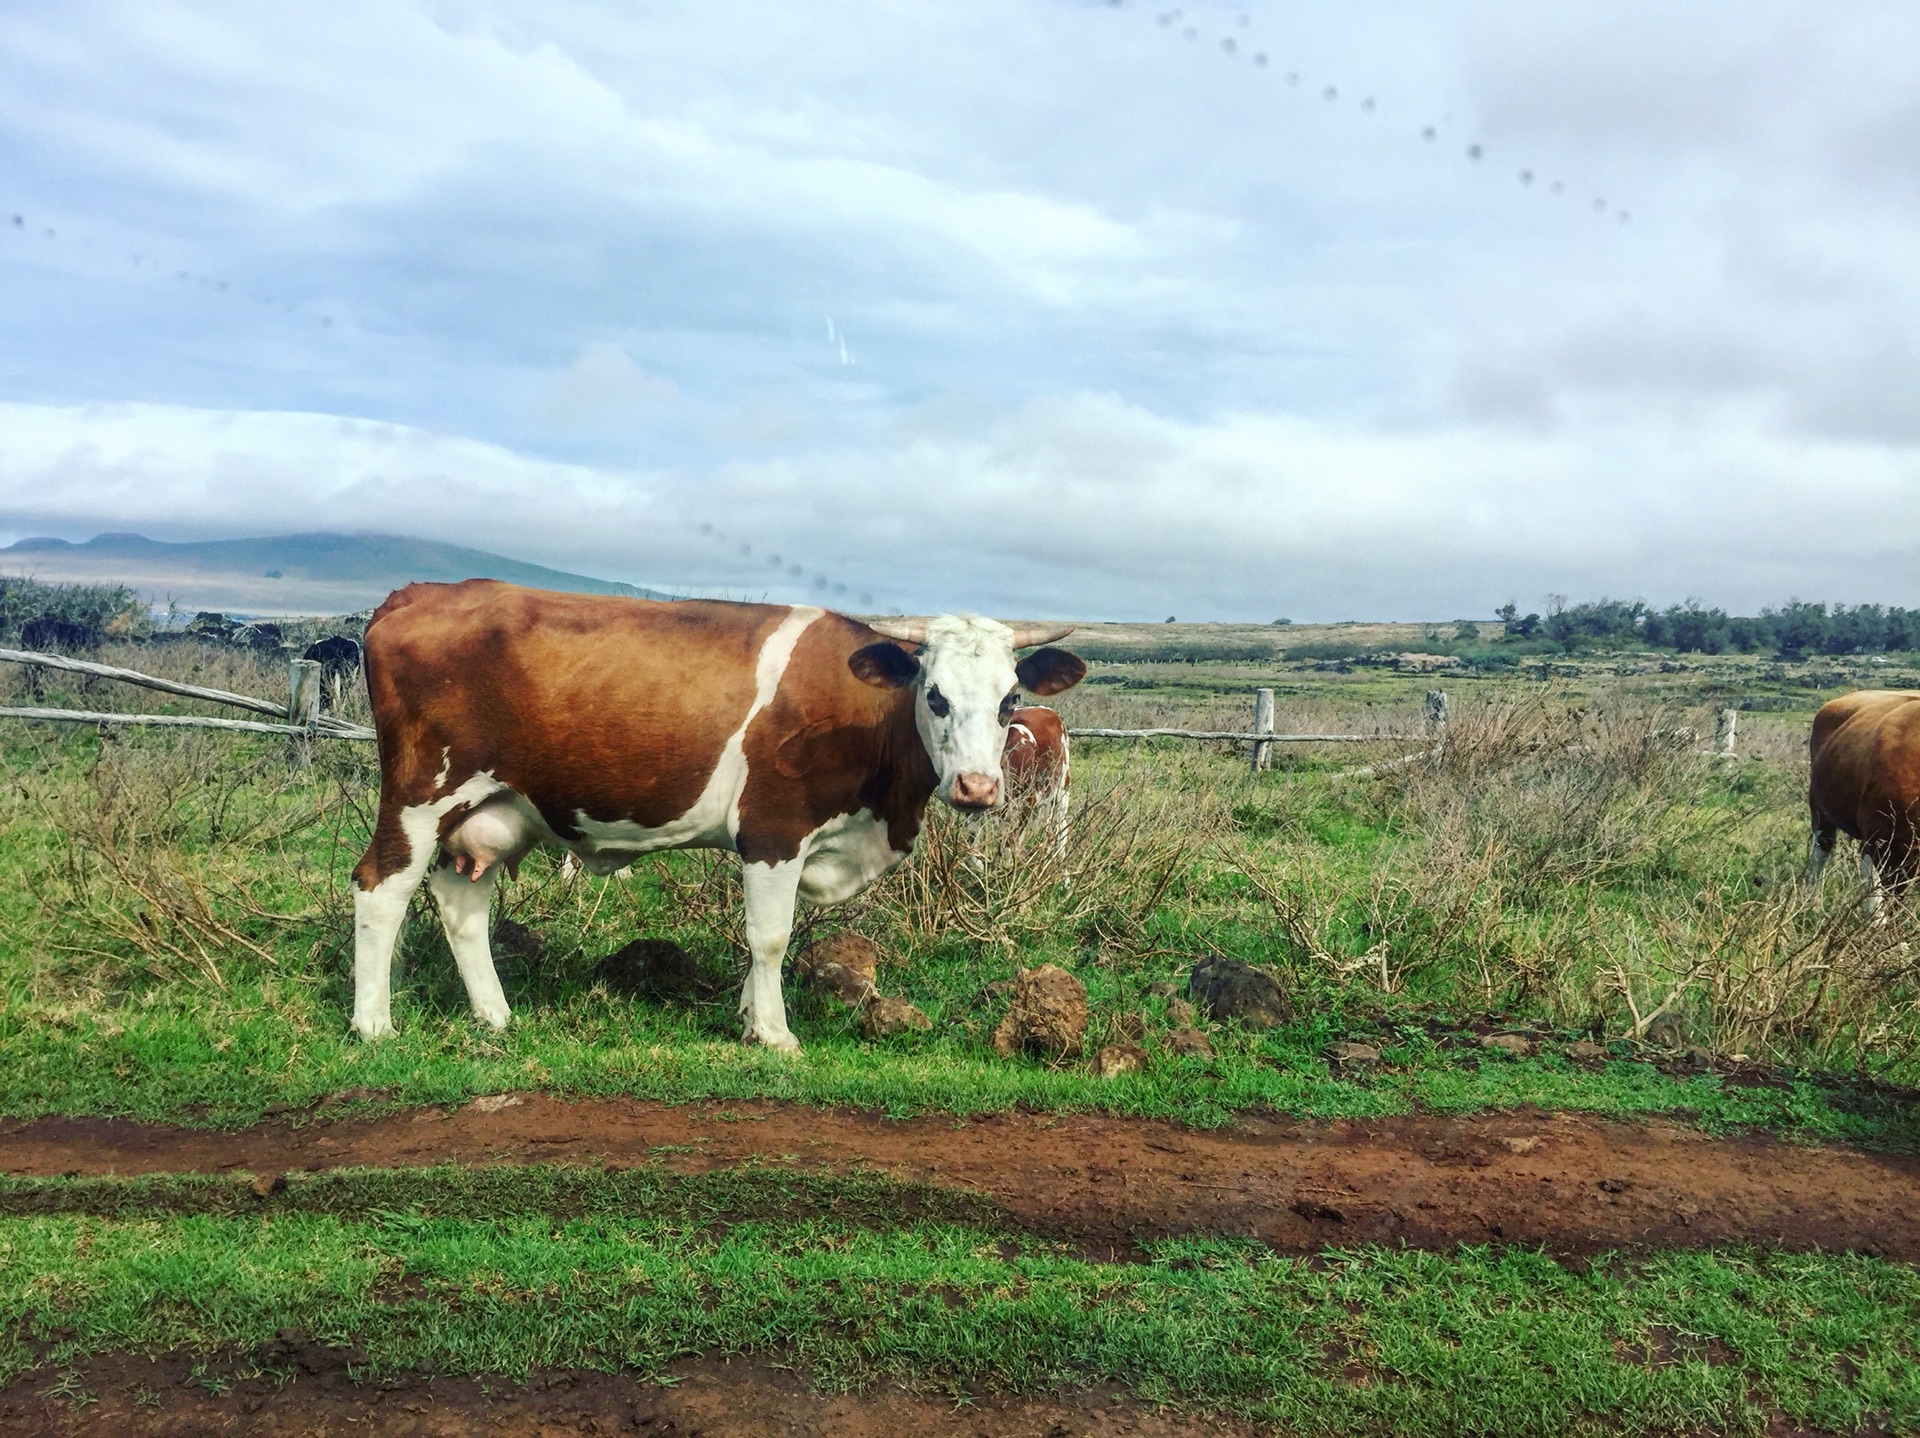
[[1490, 598, 1920, 659], [2, 573, 1915, 667]]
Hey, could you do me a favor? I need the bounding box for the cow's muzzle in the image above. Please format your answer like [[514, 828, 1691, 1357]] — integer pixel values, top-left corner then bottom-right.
[[949, 772, 1002, 811]]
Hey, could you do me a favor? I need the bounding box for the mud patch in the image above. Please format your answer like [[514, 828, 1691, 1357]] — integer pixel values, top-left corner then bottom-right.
[[0, 1351, 1258, 1438], [4, 1099, 1920, 1259]]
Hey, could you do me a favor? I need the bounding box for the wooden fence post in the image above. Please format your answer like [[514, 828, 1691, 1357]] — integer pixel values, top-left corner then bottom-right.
[[1251, 688, 1275, 772], [1425, 690, 1449, 754], [1714, 707, 1737, 756], [288, 660, 322, 727]]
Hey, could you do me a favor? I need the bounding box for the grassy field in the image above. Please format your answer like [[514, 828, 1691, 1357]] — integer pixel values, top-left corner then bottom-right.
[[5, 628, 1920, 1431], [3, 636, 1917, 1134], [5, 1178, 1918, 1435]]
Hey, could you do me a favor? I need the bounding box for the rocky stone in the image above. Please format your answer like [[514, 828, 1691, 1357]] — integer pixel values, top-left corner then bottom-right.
[[1643, 1016, 1686, 1051], [1565, 1039, 1610, 1064], [599, 938, 702, 1001], [490, 918, 545, 964], [1165, 1028, 1214, 1058], [1144, 981, 1178, 999], [249, 1171, 286, 1199], [1326, 1040, 1381, 1070], [1167, 998, 1197, 1027], [467, 1093, 523, 1114], [858, 995, 931, 1040], [1187, 955, 1292, 1030], [1093, 1042, 1150, 1078], [796, 933, 881, 1008], [1480, 1033, 1535, 1057], [991, 963, 1089, 1059]]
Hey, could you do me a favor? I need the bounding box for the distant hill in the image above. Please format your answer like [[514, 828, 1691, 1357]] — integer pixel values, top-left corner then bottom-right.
[[0, 532, 675, 616]]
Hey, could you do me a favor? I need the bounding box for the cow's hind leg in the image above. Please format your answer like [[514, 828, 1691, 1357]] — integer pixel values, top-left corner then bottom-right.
[[1860, 848, 1888, 923], [739, 858, 805, 1052], [428, 861, 511, 1029]]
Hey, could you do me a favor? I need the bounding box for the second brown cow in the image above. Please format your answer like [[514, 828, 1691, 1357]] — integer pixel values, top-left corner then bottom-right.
[[1808, 688, 1920, 912]]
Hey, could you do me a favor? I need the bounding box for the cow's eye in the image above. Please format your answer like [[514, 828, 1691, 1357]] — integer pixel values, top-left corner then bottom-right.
[[925, 685, 950, 718], [999, 692, 1017, 724]]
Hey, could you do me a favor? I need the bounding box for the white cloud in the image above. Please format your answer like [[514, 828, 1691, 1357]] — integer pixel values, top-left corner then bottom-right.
[[542, 342, 678, 430], [1, 0, 1917, 617], [5, 394, 1917, 620]]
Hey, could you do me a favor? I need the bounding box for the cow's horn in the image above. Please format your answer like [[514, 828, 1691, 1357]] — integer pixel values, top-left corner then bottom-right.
[[1005, 622, 1075, 649], [867, 617, 928, 644]]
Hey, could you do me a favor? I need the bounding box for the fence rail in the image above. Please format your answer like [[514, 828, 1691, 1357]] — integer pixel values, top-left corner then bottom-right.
[[1, 648, 1485, 768], [1065, 728, 1379, 742], [0, 649, 1456, 765], [0, 647, 375, 740], [0, 706, 337, 737]]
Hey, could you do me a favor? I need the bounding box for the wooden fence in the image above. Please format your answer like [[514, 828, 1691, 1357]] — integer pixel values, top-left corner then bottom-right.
[[0, 650, 1427, 765], [0, 647, 374, 741], [0, 652, 1745, 772]]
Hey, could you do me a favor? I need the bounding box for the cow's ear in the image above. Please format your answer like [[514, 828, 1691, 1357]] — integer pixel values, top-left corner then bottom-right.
[[849, 641, 922, 689], [1016, 647, 1087, 696]]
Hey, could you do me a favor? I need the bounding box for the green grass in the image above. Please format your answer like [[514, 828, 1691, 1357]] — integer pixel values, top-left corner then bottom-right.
[[3, 987, 1917, 1148], [3, 1192, 1916, 1436]]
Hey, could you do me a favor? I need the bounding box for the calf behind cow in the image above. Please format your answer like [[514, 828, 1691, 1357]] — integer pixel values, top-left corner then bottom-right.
[[349, 581, 1084, 1047], [1003, 706, 1071, 854]]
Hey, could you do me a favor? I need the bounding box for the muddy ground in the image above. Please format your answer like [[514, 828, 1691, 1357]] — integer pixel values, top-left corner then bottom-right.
[[4, 1097, 1914, 1435], [3, 1095, 1918, 1259], [0, 1349, 1261, 1438]]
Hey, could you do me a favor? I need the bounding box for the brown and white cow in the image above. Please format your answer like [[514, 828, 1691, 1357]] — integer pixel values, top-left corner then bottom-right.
[[348, 581, 1085, 1048], [1002, 705, 1071, 853], [1807, 689, 1920, 914]]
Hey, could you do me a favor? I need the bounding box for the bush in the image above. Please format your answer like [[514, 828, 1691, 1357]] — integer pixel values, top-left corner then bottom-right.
[[0, 576, 146, 647]]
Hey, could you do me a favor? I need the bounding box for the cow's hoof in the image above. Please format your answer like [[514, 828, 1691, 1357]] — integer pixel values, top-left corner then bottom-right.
[[474, 1004, 511, 1031], [745, 1031, 803, 1054], [350, 1016, 397, 1041]]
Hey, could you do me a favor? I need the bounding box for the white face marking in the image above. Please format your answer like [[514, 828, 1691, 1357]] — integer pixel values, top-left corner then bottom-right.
[[912, 614, 1022, 806]]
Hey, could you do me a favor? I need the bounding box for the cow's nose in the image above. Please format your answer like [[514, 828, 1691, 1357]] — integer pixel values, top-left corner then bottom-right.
[[950, 773, 1001, 811]]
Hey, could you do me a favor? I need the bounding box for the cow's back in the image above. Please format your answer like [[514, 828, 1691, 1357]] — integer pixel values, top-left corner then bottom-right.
[[364, 580, 797, 831], [1810, 690, 1920, 860]]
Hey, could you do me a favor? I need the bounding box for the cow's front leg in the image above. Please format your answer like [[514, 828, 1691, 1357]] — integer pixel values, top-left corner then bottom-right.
[[351, 805, 438, 1040], [739, 858, 805, 1051]]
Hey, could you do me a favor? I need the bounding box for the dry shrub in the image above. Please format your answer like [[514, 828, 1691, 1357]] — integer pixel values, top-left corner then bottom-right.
[[15, 727, 355, 994], [1595, 883, 1920, 1065], [1234, 689, 1920, 1067], [855, 768, 1225, 955]]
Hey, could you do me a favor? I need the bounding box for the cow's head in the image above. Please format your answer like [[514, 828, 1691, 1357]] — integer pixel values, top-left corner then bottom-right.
[[850, 614, 1085, 812]]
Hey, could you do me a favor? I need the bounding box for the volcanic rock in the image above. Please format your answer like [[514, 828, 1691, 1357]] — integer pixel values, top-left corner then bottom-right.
[[1093, 1042, 1150, 1078], [859, 995, 931, 1040], [1326, 1040, 1381, 1071], [599, 938, 701, 1001], [991, 964, 1089, 1059], [491, 918, 546, 964], [796, 933, 881, 1008], [1480, 1033, 1535, 1057], [1187, 955, 1291, 1029], [1165, 1028, 1215, 1059]]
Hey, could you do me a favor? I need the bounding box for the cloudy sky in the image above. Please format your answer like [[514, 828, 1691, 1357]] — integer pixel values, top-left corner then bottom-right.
[[2, 1, 1917, 619]]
